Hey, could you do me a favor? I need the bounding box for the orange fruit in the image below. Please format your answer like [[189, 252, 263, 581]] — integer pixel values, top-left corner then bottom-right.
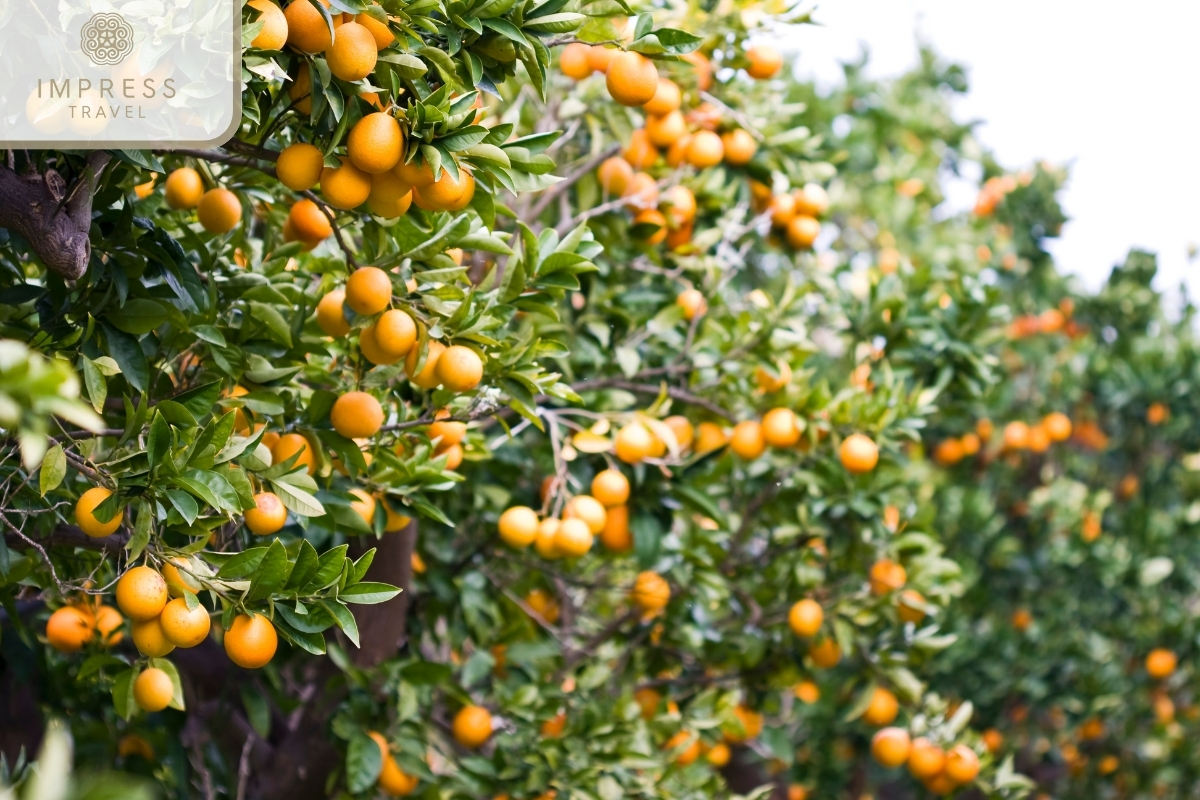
[[321, 157, 372, 209], [1043, 411, 1072, 442], [666, 134, 692, 168], [869, 559, 906, 595], [631, 571, 670, 612], [383, 500, 411, 533], [794, 183, 829, 216], [745, 44, 783, 79], [600, 505, 632, 552], [359, 324, 400, 366], [368, 731, 419, 796], [75, 486, 123, 537], [794, 681, 820, 704], [786, 785, 807, 800], [871, 728, 911, 768], [288, 65, 314, 113], [436, 345, 484, 392], [498, 506, 539, 548], [591, 469, 630, 507], [369, 309, 416, 359], [356, 10, 395, 48], [405, 340, 446, 389], [345, 266, 392, 315], [160, 597, 211, 648], [413, 167, 475, 211], [116, 566, 169, 621], [525, 587, 559, 620], [452, 705, 493, 748], [367, 171, 413, 218], [331, 391, 384, 438], [809, 637, 841, 668], [756, 362, 792, 393], [762, 407, 801, 448], [686, 130, 724, 168], [721, 129, 757, 165], [706, 742, 731, 767], [634, 687, 661, 719], [94, 605, 124, 645], [944, 744, 980, 783], [164, 167, 204, 209], [861, 687, 899, 726], [541, 711, 567, 738], [348, 112, 403, 174], [622, 172, 659, 209], [664, 416, 694, 449], [981, 729, 1003, 754], [245, 491, 288, 535], [645, 111, 686, 147], [907, 737, 945, 779], [1011, 608, 1032, 631], [729, 420, 765, 460], [564, 495, 607, 534], [633, 208, 667, 245], [662, 185, 697, 227], [840, 433, 878, 473], [559, 42, 592, 79], [622, 129, 659, 170], [395, 156, 437, 187], [224, 613, 278, 668], [695, 421, 727, 453], [587, 45, 618, 73], [897, 590, 927, 624], [642, 78, 681, 115], [788, 598, 823, 637], [327, 21, 377, 81], [131, 616, 176, 657], [1027, 423, 1050, 453], [615, 422, 654, 463], [683, 51, 712, 90], [249, 0, 288, 49], [1146, 648, 1177, 679], [133, 668, 174, 712], [161, 557, 201, 597], [664, 730, 701, 765], [597, 156, 633, 195], [272, 432, 315, 474], [289, 198, 332, 241], [769, 193, 797, 228], [1002, 421, 1030, 450], [197, 188, 242, 233], [785, 215, 820, 249], [606, 51, 658, 106], [1148, 401, 1169, 425], [726, 705, 763, 743], [46, 606, 94, 653], [285, 0, 332, 52], [428, 411, 466, 445], [554, 517, 593, 558], [349, 488, 377, 527]]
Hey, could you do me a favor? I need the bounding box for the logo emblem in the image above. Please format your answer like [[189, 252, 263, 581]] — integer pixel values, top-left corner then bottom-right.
[[80, 13, 135, 66]]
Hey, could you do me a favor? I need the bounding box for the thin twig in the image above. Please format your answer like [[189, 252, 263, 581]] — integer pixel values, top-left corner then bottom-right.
[[529, 142, 621, 220], [570, 378, 733, 421]]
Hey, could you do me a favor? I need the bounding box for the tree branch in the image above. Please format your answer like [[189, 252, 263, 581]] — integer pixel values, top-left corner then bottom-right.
[[570, 378, 733, 421], [529, 142, 621, 220]]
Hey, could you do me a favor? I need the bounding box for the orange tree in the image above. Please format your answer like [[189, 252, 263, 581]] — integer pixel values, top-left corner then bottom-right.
[[0, 6, 1043, 800]]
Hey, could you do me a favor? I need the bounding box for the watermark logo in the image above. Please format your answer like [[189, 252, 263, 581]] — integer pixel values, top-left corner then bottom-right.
[[80, 13, 135, 67]]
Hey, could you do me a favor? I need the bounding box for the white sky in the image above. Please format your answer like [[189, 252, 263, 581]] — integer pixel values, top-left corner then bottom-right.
[[777, 1, 1200, 299]]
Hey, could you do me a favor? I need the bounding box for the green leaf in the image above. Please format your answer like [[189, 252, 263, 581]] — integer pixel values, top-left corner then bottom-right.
[[147, 413, 171, 473], [173, 381, 223, 419], [127, 499, 153, 561], [178, 468, 241, 514], [521, 11, 583, 32], [100, 323, 150, 393], [305, 544, 349, 591], [156, 399, 198, 428], [80, 356, 107, 413], [112, 669, 138, 720], [247, 539, 292, 602], [241, 684, 272, 739], [339, 581, 402, 604], [39, 444, 66, 496], [270, 478, 326, 517], [77, 653, 127, 680], [217, 547, 268, 579], [107, 298, 170, 335], [318, 599, 361, 648], [285, 540, 321, 591], [248, 302, 293, 347], [627, 27, 702, 55], [346, 730, 383, 793]]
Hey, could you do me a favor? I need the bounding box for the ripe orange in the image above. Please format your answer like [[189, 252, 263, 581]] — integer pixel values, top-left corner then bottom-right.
[[117, 566, 169, 621], [622, 172, 659, 209], [559, 42, 592, 80], [1147, 401, 1169, 425], [633, 208, 667, 245], [345, 266, 392, 315], [438, 440, 464, 467], [794, 183, 829, 216], [730, 420, 765, 460], [664, 416, 694, 449], [871, 728, 911, 768], [634, 687, 661, 719], [367, 171, 413, 218], [809, 637, 841, 668], [622, 129, 659, 170], [662, 185, 697, 226], [597, 156, 633, 195], [683, 51, 712, 90], [327, 22, 377, 81], [785, 215, 820, 249], [383, 500, 411, 532], [368, 731, 420, 796], [786, 785, 807, 800], [600, 505, 632, 552], [197, 188, 242, 233], [664, 730, 701, 765], [907, 737, 945, 779], [745, 44, 783, 79], [706, 742, 731, 767], [285, 0, 332, 52], [587, 45, 618, 73], [288, 65, 314, 112], [164, 167, 204, 209], [685, 130, 724, 168], [331, 391, 384, 438], [348, 112, 403, 174], [982, 729, 1003, 753], [289, 198, 333, 241], [249, 0, 288, 50], [565, 495, 607, 534], [756, 362, 792, 392], [862, 687, 899, 726], [224, 613, 278, 668], [794, 681, 820, 704], [721, 129, 757, 166], [395, 157, 437, 187], [245, 491, 288, 535], [695, 421, 727, 453], [46, 606, 94, 652], [762, 407, 801, 448], [554, 517, 594, 558], [436, 345, 484, 392], [1146, 648, 1177, 679], [160, 597, 211, 648], [1002, 421, 1030, 450], [75, 486, 123, 537], [631, 571, 670, 612], [316, 289, 350, 336], [592, 469, 630, 507], [869, 559, 906, 595], [1043, 411, 1072, 442], [645, 111, 686, 147], [959, 433, 981, 456], [944, 744, 980, 783], [1027, 423, 1050, 453], [769, 193, 797, 228], [606, 52, 658, 106], [541, 711, 567, 738], [897, 589, 927, 624], [133, 668, 174, 712], [162, 557, 200, 597], [94, 605, 124, 645], [615, 422, 654, 464], [428, 411, 466, 445], [405, 340, 446, 389], [349, 488, 377, 526], [666, 134, 692, 168], [371, 309, 417, 359], [525, 586, 559, 620], [413, 168, 475, 211], [643, 78, 682, 115], [788, 598, 823, 638], [498, 506, 539, 548], [272, 432, 315, 475], [131, 616, 176, 657], [452, 705, 493, 748], [840, 433, 879, 473], [321, 157, 372, 209]]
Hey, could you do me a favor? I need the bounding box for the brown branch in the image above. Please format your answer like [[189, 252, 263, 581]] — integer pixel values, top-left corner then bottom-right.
[[0, 151, 111, 279], [3, 522, 130, 556]]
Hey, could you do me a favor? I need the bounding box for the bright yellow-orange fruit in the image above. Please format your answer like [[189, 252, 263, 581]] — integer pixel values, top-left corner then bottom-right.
[[666, 134, 692, 168], [646, 111, 686, 147], [245, 491, 288, 535], [686, 130, 724, 168], [554, 517, 594, 558], [349, 488, 377, 527], [598, 156, 633, 196], [871, 727, 911, 768], [785, 215, 820, 249], [622, 128, 659, 171], [164, 167, 204, 209], [721, 129, 758, 165], [794, 183, 829, 216], [642, 78, 682, 115], [788, 598, 823, 637], [321, 158, 372, 209], [197, 188, 242, 233], [695, 421, 727, 453], [662, 185, 697, 226], [395, 157, 437, 187], [316, 289, 350, 337], [840, 433, 879, 473], [367, 171, 413, 218], [161, 557, 200, 597], [631, 571, 670, 612], [405, 340, 446, 389], [675, 289, 706, 323], [1003, 420, 1030, 450], [356, 10, 395, 48], [46, 606, 94, 653], [331, 391, 384, 438], [272, 432, 315, 475], [664, 730, 701, 765], [75, 486, 123, 537], [224, 613, 278, 668], [745, 44, 783, 79], [116, 566, 169, 621], [809, 637, 841, 668], [565, 495, 607, 534], [706, 742, 731, 767], [769, 193, 797, 228], [1043, 411, 1072, 442], [869, 559, 907, 595], [249, 0, 289, 49], [664, 416, 694, 450], [383, 500, 411, 532], [559, 42, 592, 80], [730, 420, 765, 460], [762, 407, 801, 448], [944, 744, 980, 783], [348, 112, 403, 174], [907, 738, 946, 779], [288, 65, 314, 112], [327, 21, 377, 81], [525, 586, 559, 620], [133, 668, 174, 712], [368, 731, 419, 796], [587, 45, 618, 73], [897, 589, 927, 624], [600, 505, 632, 552], [1146, 648, 1177, 679], [633, 208, 668, 245], [498, 506, 539, 549], [413, 168, 475, 211], [861, 687, 899, 726], [369, 309, 416, 360], [452, 705, 493, 748], [436, 345, 484, 392], [94, 605, 124, 645], [289, 198, 333, 243], [435, 439, 463, 469], [615, 422, 654, 464], [160, 597, 211, 648], [622, 171, 659, 209], [131, 616, 175, 657], [285, 0, 332, 52], [794, 680, 820, 704], [981, 729, 1003, 754], [345, 266, 392, 315], [606, 51, 658, 106], [1027, 423, 1050, 453], [726, 705, 763, 743], [591, 469, 630, 507]]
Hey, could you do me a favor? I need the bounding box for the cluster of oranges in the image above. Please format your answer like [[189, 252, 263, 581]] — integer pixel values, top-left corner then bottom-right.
[[497, 468, 631, 559], [870, 727, 982, 795], [44, 597, 124, 653], [1006, 299, 1077, 339], [760, 181, 829, 250], [162, 167, 243, 234], [973, 173, 1022, 217], [933, 411, 1074, 466]]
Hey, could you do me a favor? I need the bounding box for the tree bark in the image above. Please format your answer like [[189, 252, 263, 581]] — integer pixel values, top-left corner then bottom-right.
[[348, 521, 416, 668]]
